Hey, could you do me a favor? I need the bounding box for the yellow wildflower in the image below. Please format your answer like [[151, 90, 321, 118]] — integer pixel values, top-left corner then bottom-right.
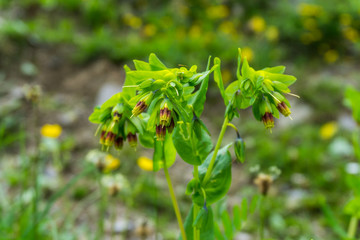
[[41, 124, 62, 138], [303, 18, 317, 30], [143, 24, 157, 37], [298, 3, 323, 17], [340, 13, 352, 26], [265, 26, 279, 42], [206, 5, 229, 19], [219, 21, 236, 36], [103, 154, 120, 173], [324, 50, 339, 63], [189, 24, 202, 39], [343, 27, 359, 42], [242, 47, 254, 62], [123, 13, 142, 29], [137, 156, 153, 171], [249, 16, 266, 33], [320, 121, 338, 140], [222, 69, 232, 84]]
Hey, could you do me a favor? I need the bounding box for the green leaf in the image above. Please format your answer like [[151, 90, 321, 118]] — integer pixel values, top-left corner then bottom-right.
[[240, 198, 248, 221], [221, 210, 233, 239], [122, 66, 136, 100], [213, 57, 227, 105], [233, 205, 241, 230], [344, 197, 360, 218], [152, 133, 176, 171], [321, 202, 348, 239], [133, 60, 151, 71], [149, 53, 167, 70], [180, 204, 215, 240], [345, 86, 360, 124], [262, 66, 286, 74], [192, 145, 232, 205], [241, 58, 255, 81], [225, 80, 240, 104], [101, 92, 122, 109], [193, 207, 210, 230], [188, 56, 212, 117], [250, 195, 260, 214], [236, 48, 242, 80], [214, 221, 225, 240], [172, 121, 213, 165]]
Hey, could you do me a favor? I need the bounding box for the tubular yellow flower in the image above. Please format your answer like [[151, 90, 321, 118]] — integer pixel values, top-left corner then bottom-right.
[[103, 154, 121, 173], [41, 124, 62, 138], [137, 156, 153, 171], [320, 121, 338, 140]]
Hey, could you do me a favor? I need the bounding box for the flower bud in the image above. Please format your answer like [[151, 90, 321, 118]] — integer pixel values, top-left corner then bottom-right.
[[112, 104, 124, 120], [276, 102, 291, 117], [132, 92, 153, 117], [114, 136, 124, 150], [104, 121, 119, 146], [156, 124, 166, 141], [167, 118, 175, 134], [160, 101, 172, 126], [234, 138, 245, 163], [127, 133, 137, 148], [262, 112, 274, 129]]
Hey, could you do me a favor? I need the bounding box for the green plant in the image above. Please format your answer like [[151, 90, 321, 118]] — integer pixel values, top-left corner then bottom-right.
[[88, 48, 297, 239]]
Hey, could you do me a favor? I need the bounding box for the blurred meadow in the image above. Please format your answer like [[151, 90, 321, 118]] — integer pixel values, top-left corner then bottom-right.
[[1, 0, 360, 239]]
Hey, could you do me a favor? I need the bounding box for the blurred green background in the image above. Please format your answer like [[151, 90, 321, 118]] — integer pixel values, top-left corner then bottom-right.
[[1, 0, 360, 239]]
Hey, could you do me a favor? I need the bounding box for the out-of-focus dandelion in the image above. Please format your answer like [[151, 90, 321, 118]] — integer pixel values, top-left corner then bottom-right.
[[137, 156, 153, 171], [298, 3, 323, 17], [343, 27, 359, 43], [101, 174, 129, 197], [219, 21, 237, 36], [339, 13, 352, 26], [86, 150, 120, 173], [123, 13, 142, 29], [103, 154, 120, 173], [241, 47, 254, 62], [143, 24, 157, 37], [249, 16, 266, 33], [23, 84, 42, 103], [222, 69, 232, 84], [206, 5, 229, 19], [320, 121, 338, 140], [41, 124, 62, 138], [189, 24, 202, 39], [324, 50, 339, 63], [265, 26, 279, 42]]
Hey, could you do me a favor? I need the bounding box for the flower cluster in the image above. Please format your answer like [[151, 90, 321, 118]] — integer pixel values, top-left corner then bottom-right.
[[225, 49, 297, 130], [89, 96, 142, 151]]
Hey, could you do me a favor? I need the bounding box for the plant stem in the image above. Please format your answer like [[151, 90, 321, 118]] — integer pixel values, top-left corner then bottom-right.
[[259, 196, 265, 240], [347, 216, 358, 239], [193, 166, 200, 240], [202, 116, 229, 185], [96, 171, 107, 240], [163, 164, 187, 240]]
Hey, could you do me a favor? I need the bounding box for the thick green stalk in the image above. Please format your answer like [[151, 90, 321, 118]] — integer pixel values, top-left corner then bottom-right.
[[163, 164, 187, 240], [202, 116, 229, 185], [347, 216, 358, 239]]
